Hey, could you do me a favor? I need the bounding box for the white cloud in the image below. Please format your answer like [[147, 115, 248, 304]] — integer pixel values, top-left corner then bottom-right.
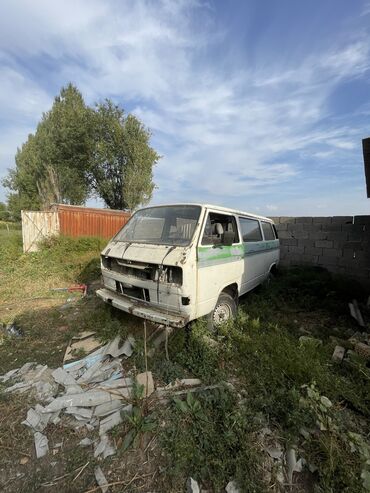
[[0, 0, 369, 213]]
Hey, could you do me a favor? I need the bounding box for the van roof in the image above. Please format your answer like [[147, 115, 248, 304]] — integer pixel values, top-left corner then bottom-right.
[[141, 203, 274, 222]]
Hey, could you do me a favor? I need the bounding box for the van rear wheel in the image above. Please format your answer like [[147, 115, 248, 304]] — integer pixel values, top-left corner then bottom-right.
[[207, 292, 237, 331]]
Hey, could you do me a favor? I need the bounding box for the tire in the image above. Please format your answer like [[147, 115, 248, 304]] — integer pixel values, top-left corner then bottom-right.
[[207, 292, 237, 331]]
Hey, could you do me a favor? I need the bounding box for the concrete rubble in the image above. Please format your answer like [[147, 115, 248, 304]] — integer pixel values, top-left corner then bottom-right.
[[332, 345, 346, 363], [0, 335, 135, 461], [187, 477, 200, 493]]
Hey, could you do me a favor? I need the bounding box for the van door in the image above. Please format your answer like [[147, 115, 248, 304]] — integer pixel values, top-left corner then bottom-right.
[[196, 211, 243, 318], [238, 217, 266, 293]]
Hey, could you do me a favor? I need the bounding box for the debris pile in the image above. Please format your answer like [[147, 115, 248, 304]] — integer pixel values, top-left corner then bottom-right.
[[0, 335, 135, 461]]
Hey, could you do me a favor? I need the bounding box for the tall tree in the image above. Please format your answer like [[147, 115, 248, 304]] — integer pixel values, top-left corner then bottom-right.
[[89, 100, 159, 210], [3, 84, 93, 217]]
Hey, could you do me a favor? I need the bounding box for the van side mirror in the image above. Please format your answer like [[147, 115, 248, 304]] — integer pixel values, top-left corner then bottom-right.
[[222, 231, 234, 246]]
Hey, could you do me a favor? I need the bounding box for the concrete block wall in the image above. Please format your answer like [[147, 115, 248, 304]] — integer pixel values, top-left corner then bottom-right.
[[269, 216, 370, 286]]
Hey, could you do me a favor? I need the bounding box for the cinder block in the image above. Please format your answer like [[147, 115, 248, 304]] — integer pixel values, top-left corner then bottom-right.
[[310, 231, 327, 240], [276, 222, 288, 231], [331, 216, 353, 223], [326, 231, 348, 241], [354, 215, 370, 225], [305, 246, 323, 256], [298, 239, 315, 248], [302, 223, 321, 232], [280, 238, 298, 246], [295, 217, 313, 224], [322, 248, 342, 258], [317, 256, 338, 266], [287, 222, 304, 231], [342, 241, 364, 250], [291, 230, 309, 239], [312, 217, 332, 224], [321, 223, 342, 232], [279, 217, 295, 224], [278, 230, 295, 239], [315, 240, 333, 248], [301, 254, 319, 264], [288, 246, 305, 254]]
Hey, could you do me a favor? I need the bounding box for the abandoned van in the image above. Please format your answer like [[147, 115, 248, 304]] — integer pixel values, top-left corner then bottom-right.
[[97, 204, 279, 330]]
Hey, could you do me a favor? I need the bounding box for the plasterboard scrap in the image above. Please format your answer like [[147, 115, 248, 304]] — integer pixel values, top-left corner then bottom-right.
[[24, 364, 48, 382], [94, 434, 116, 459], [79, 438, 94, 447], [187, 477, 200, 493], [225, 480, 240, 493], [94, 466, 109, 493], [286, 448, 302, 484], [265, 445, 283, 460], [86, 360, 123, 384], [76, 359, 105, 384], [4, 381, 32, 393], [18, 362, 36, 376], [349, 300, 365, 327], [34, 432, 49, 459], [99, 410, 122, 436], [136, 371, 154, 397], [34, 379, 58, 401], [43, 390, 121, 412], [117, 335, 135, 357], [63, 332, 102, 363], [0, 368, 19, 383], [94, 400, 126, 417], [52, 368, 82, 394], [165, 378, 202, 390], [65, 407, 93, 419], [22, 407, 51, 432], [99, 377, 133, 389]]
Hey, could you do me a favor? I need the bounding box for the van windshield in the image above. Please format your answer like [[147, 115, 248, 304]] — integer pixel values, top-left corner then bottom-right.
[[114, 205, 201, 246]]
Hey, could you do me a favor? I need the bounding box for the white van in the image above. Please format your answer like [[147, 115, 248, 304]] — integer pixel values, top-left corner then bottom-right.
[[97, 204, 279, 330]]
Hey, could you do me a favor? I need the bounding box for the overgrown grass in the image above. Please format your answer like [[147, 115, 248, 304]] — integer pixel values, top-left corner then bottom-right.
[[0, 233, 107, 305], [158, 268, 370, 492]]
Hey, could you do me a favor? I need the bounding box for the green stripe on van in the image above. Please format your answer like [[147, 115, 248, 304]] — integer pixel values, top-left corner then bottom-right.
[[197, 240, 279, 267]]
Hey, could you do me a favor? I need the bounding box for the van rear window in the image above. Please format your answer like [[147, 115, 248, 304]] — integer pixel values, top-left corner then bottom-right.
[[239, 217, 262, 242], [261, 221, 275, 240]]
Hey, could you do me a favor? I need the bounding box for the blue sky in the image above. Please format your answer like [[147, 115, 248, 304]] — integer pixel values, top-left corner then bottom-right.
[[1, 0, 370, 215]]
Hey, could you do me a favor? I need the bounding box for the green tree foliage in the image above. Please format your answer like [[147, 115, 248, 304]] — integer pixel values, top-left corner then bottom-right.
[[3, 85, 160, 216], [89, 99, 160, 210], [3, 84, 93, 217]]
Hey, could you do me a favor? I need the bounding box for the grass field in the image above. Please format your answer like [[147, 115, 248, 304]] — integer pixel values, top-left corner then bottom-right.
[[0, 231, 369, 492]]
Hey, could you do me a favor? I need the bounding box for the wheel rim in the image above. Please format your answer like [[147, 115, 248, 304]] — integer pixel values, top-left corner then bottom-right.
[[213, 302, 232, 326]]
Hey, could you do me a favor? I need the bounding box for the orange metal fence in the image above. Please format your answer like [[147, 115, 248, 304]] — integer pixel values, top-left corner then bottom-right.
[[52, 204, 130, 239]]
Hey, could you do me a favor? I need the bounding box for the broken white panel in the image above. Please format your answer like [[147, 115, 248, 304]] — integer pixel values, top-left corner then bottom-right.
[[52, 368, 82, 394], [94, 434, 116, 459], [43, 390, 121, 412], [286, 448, 303, 484], [4, 381, 32, 393], [94, 466, 109, 493], [187, 477, 200, 493], [349, 300, 365, 327], [98, 377, 133, 389], [94, 400, 129, 417], [22, 407, 51, 432], [0, 368, 20, 383], [64, 407, 93, 419], [79, 438, 94, 447], [265, 445, 283, 460], [34, 432, 49, 458], [165, 378, 202, 390], [225, 481, 240, 493], [99, 410, 122, 435]]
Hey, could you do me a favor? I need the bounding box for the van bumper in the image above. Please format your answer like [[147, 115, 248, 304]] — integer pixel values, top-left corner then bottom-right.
[[96, 288, 188, 328]]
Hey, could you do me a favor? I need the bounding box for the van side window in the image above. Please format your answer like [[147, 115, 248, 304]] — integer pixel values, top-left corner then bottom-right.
[[239, 217, 262, 242], [201, 213, 239, 245], [261, 221, 275, 240]]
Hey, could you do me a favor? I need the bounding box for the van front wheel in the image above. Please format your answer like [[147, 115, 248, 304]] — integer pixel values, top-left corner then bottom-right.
[[207, 292, 237, 331]]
